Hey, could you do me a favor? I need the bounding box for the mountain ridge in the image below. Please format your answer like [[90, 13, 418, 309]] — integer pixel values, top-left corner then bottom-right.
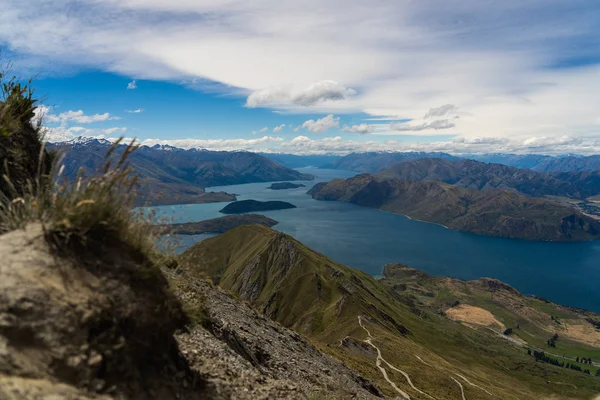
[[309, 174, 600, 241], [178, 225, 600, 399], [47, 139, 313, 206]]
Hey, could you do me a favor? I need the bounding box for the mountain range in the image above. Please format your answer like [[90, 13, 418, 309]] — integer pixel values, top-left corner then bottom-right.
[[324, 151, 460, 173], [379, 158, 600, 200], [326, 151, 600, 174], [309, 174, 600, 241], [48, 138, 313, 206]]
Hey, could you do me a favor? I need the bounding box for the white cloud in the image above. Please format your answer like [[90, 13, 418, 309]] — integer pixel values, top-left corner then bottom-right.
[[127, 80, 137, 90], [31, 105, 51, 126], [44, 126, 127, 142], [125, 108, 144, 113], [273, 124, 286, 132], [341, 123, 373, 134], [246, 80, 356, 108], [424, 104, 459, 119], [44, 130, 600, 155], [139, 136, 284, 151], [301, 114, 340, 133], [45, 110, 120, 124], [4, 0, 600, 146], [390, 119, 456, 132], [259, 127, 268, 133]]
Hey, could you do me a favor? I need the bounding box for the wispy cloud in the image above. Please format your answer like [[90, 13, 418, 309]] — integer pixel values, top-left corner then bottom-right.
[[127, 80, 137, 90], [45, 109, 120, 124], [273, 124, 286, 132], [390, 119, 456, 132], [125, 108, 144, 113], [301, 114, 340, 133], [4, 0, 600, 145], [247, 80, 356, 108], [341, 124, 373, 134]]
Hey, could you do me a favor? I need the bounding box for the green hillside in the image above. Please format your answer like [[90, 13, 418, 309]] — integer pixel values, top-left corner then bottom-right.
[[179, 225, 600, 399]]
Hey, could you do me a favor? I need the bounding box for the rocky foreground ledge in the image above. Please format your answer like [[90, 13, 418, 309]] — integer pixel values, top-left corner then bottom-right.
[[0, 225, 381, 400]]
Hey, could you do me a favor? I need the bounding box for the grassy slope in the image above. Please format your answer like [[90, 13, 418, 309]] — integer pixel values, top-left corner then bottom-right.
[[179, 225, 600, 399]]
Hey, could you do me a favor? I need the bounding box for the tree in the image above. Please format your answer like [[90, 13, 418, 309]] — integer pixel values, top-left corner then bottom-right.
[[527, 349, 531, 356], [504, 328, 513, 336]]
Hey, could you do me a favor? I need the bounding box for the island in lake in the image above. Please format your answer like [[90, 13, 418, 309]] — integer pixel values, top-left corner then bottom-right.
[[157, 214, 278, 235], [220, 199, 297, 214], [268, 182, 306, 190]]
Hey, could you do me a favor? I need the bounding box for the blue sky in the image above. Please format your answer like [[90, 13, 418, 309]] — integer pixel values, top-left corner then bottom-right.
[[2, 0, 600, 155]]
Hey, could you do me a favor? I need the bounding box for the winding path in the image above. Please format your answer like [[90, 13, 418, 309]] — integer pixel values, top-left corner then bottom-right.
[[456, 374, 493, 396], [451, 377, 467, 400], [358, 316, 436, 400]]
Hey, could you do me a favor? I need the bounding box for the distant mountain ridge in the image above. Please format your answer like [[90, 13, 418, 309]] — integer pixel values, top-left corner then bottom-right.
[[309, 174, 600, 241], [533, 155, 600, 172], [380, 158, 600, 200], [328, 151, 600, 174], [47, 138, 313, 205], [325, 151, 460, 173]]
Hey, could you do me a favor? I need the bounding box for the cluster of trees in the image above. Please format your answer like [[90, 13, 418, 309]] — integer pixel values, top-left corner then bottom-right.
[[532, 350, 563, 367], [529, 349, 595, 375], [547, 333, 559, 347], [551, 316, 561, 325]]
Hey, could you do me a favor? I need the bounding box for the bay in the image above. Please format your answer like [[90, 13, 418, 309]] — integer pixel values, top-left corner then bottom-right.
[[147, 167, 600, 313]]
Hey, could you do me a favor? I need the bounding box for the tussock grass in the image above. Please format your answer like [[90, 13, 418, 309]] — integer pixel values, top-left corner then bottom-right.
[[0, 67, 156, 260], [0, 137, 156, 256]]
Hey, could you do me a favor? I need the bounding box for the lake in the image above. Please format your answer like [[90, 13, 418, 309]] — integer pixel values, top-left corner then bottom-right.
[[148, 167, 600, 313]]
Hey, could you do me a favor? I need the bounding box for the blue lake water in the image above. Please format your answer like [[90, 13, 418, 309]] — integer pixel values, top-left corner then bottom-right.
[[147, 167, 600, 313]]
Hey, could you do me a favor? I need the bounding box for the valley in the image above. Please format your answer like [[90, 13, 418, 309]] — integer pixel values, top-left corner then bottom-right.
[[177, 224, 600, 399]]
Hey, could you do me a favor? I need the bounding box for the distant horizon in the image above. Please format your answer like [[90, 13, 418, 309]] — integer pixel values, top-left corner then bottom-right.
[[49, 135, 596, 158], [4, 1, 600, 156]]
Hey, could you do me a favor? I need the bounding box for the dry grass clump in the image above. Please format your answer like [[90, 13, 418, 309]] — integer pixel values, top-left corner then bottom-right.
[[0, 67, 156, 260]]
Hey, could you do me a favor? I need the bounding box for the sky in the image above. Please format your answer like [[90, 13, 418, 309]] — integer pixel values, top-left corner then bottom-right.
[[2, 0, 600, 155]]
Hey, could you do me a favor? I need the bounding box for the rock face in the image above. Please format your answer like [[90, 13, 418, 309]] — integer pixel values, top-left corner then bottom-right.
[[0, 224, 382, 400], [268, 182, 306, 190], [309, 174, 600, 241], [170, 271, 383, 399], [158, 214, 278, 235], [0, 225, 200, 400], [220, 199, 297, 214]]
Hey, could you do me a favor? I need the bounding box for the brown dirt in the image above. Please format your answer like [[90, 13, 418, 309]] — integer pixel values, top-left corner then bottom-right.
[[446, 304, 506, 330]]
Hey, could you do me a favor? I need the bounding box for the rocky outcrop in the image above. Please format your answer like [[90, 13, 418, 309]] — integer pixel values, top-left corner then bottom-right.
[[0, 225, 201, 400], [0, 224, 383, 399], [170, 270, 384, 399]]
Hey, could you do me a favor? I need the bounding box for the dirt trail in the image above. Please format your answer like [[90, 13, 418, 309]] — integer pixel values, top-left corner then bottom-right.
[[451, 377, 466, 400], [358, 316, 411, 399], [455, 374, 493, 396], [358, 316, 436, 400]]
